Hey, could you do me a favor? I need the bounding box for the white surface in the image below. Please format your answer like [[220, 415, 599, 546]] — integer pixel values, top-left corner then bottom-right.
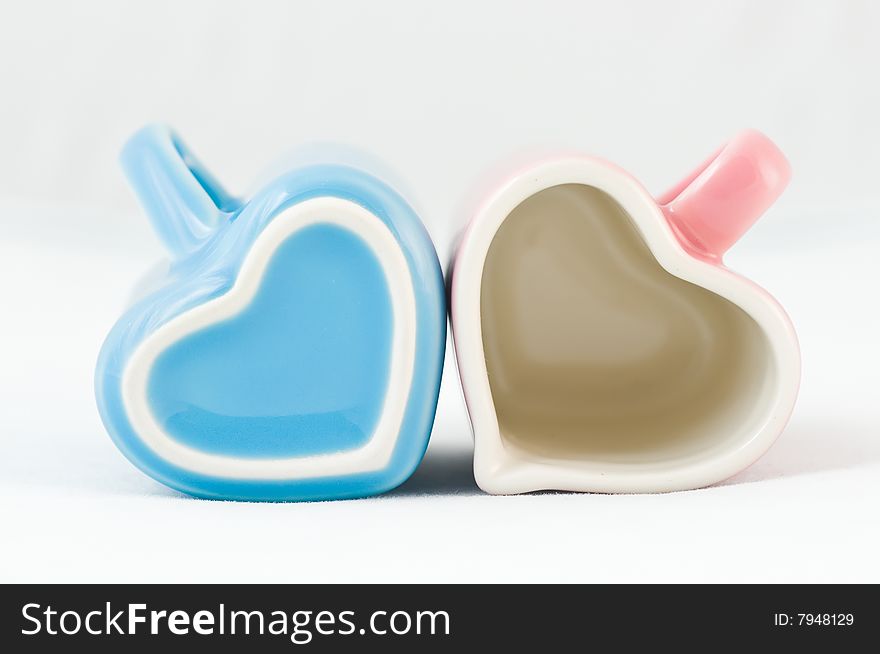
[[0, 0, 879, 582], [1, 206, 878, 583], [123, 198, 417, 480]]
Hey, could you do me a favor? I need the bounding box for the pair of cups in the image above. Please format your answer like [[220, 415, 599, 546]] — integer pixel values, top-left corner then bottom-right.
[[96, 125, 799, 501]]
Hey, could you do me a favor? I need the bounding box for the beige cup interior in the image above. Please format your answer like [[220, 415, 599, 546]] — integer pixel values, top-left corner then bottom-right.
[[480, 184, 777, 465]]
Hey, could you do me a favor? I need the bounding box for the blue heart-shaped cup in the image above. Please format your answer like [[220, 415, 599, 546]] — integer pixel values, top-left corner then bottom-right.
[[96, 125, 445, 501]]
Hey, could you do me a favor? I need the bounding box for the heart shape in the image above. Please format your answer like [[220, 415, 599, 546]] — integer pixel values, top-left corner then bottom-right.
[[450, 130, 800, 494], [124, 199, 416, 480], [147, 222, 395, 460], [96, 126, 445, 501]]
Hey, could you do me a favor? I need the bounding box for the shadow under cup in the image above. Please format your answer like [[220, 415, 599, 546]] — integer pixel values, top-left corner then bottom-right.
[[480, 184, 778, 465]]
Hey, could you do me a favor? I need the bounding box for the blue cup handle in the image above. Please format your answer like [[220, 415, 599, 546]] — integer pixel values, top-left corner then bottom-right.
[[120, 125, 238, 257]]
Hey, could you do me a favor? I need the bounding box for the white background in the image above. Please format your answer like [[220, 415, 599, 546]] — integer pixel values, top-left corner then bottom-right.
[[1, 0, 878, 582]]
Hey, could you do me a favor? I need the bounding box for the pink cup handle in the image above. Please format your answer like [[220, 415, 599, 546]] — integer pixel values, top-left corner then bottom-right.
[[658, 129, 791, 260]]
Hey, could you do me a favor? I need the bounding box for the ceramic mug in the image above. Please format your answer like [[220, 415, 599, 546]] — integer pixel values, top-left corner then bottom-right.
[[450, 129, 800, 494], [95, 125, 446, 501]]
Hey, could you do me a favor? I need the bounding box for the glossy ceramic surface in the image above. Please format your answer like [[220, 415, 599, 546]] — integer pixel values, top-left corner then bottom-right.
[[450, 130, 800, 494], [96, 125, 445, 501]]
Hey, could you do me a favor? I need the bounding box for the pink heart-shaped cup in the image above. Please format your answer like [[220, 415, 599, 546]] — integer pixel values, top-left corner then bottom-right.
[[450, 130, 799, 494]]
